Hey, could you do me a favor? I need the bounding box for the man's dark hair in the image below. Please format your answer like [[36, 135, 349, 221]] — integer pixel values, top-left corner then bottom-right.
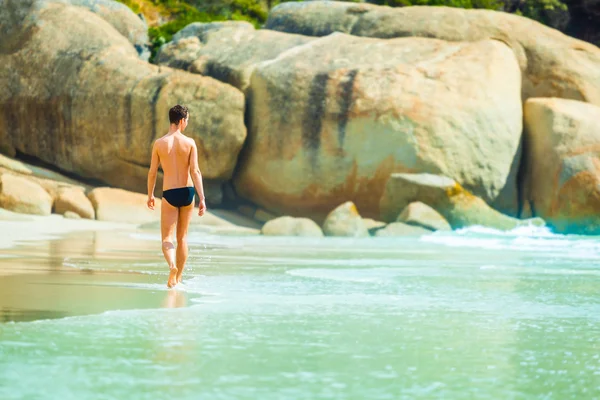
[[169, 105, 189, 125]]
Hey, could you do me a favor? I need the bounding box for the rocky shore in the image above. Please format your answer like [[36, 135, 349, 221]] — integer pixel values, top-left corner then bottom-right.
[[1, 0, 600, 236]]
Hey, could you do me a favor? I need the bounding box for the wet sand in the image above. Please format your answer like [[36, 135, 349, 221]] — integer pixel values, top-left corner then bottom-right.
[[0, 224, 192, 323]]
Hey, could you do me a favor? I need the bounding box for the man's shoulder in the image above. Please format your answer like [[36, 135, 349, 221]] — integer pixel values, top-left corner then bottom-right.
[[154, 135, 168, 145], [182, 135, 196, 147]]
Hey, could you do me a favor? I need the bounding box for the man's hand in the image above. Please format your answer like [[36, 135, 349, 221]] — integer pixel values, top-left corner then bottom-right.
[[147, 196, 155, 210], [198, 199, 206, 216]]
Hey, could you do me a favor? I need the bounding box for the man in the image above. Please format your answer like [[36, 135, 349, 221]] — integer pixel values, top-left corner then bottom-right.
[[147, 105, 206, 288]]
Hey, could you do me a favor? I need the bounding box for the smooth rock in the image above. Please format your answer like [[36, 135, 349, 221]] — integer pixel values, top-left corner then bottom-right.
[[363, 218, 386, 235], [234, 33, 522, 219], [0, 0, 246, 195], [380, 173, 545, 230], [323, 201, 369, 237], [262, 216, 324, 237], [157, 23, 314, 92], [54, 187, 95, 219], [266, 1, 600, 105], [172, 21, 255, 42], [56, 0, 149, 59], [63, 211, 81, 219], [0, 173, 53, 215], [397, 201, 451, 231], [0, 154, 32, 175], [522, 98, 600, 234]]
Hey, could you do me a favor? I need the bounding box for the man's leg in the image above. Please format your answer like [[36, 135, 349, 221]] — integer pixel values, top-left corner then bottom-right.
[[176, 203, 194, 284], [161, 200, 179, 288]]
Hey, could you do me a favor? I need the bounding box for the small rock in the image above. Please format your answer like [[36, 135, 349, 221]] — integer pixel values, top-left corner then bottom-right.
[[55, 187, 95, 219], [0, 154, 32, 175], [323, 202, 368, 237], [380, 173, 535, 231], [397, 202, 451, 231], [63, 211, 81, 219], [363, 218, 386, 235], [0, 173, 52, 215], [262, 216, 323, 237]]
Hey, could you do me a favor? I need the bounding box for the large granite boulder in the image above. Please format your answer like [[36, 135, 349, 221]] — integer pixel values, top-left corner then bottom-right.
[[233, 33, 522, 219], [0, 0, 246, 195], [323, 202, 369, 237], [522, 98, 600, 234], [265, 1, 600, 106], [380, 173, 544, 230], [172, 21, 255, 42], [157, 22, 314, 92], [0, 173, 53, 215], [262, 216, 324, 237], [56, 0, 150, 59]]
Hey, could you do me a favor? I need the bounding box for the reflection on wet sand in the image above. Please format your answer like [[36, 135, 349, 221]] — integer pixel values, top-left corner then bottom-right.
[[164, 289, 187, 308], [0, 230, 196, 322]]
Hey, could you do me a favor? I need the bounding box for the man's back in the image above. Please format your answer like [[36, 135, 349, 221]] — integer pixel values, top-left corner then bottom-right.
[[155, 132, 193, 191]]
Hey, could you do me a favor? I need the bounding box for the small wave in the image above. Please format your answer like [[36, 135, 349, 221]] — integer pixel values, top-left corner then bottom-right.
[[453, 224, 556, 237], [420, 224, 600, 258]]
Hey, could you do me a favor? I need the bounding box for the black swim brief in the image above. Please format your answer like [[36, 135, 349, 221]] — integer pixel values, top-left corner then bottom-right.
[[163, 187, 195, 208]]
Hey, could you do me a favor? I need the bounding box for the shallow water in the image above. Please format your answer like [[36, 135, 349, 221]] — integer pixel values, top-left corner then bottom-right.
[[0, 227, 599, 399]]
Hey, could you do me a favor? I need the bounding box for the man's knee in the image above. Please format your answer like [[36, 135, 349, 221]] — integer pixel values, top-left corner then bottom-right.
[[176, 234, 187, 245]]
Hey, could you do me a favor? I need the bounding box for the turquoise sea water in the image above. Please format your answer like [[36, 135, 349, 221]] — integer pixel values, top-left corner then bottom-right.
[[0, 227, 599, 399]]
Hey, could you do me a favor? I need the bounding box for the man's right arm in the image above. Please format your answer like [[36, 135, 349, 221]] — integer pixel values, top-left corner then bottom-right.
[[189, 140, 206, 216], [146, 141, 159, 210]]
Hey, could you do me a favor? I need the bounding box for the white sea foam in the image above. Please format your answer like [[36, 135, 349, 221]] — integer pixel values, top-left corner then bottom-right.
[[420, 225, 600, 259]]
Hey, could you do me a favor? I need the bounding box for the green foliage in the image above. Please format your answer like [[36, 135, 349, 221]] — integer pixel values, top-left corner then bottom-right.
[[368, 0, 570, 29], [197, 0, 269, 22], [516, 0, 569, 29], [115, 0, 268, 62], [116, 0, 142, 13], [369, 0, 503, 10]]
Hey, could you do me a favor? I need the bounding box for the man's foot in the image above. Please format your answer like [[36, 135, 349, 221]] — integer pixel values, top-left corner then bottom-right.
[[176, 269, 184, 285], [167, 265, 178, 288]]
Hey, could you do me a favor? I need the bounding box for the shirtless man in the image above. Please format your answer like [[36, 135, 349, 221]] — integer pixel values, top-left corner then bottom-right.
[[147, 105, 206, 288]]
